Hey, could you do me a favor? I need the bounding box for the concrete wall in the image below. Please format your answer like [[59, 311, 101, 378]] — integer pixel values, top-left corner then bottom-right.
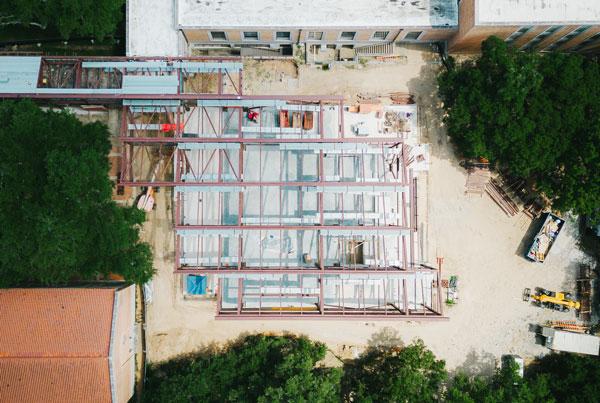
[[182, 26, 456, 47], [450, 25, 515, 52], [455, 0, 476, 39], [111, 285, 136, 403], [418, 28, 459, 42]]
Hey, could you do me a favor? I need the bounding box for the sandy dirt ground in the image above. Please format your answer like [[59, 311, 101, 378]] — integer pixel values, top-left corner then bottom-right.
[[141, 46, 591, 373]]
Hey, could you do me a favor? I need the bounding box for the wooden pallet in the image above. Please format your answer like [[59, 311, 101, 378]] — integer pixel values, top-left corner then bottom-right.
[[465, 167, 491, 196]]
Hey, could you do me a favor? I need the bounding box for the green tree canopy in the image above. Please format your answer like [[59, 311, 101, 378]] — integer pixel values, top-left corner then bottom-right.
[[526, 353, 600, 403], [341, 340, 446, 403], [144, 332, 600, 403], [0, 100, 153, 286], [438, 36, 600, 216], [0, 0, 123, 39], [446, 358, 552, 403], [143, 334, 342, 403]]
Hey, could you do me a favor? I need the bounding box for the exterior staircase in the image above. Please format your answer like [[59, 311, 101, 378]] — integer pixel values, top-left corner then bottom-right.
[[240, 47, 284, 57], [355, 43, 394, 57]]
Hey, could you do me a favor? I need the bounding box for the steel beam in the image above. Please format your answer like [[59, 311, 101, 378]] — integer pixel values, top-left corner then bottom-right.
[[125, 180, 407, 187], [176, 224, 410, 231], [119, 136, 404, 144], [174, 267, 437, 274], [215, 313, 448, 320]]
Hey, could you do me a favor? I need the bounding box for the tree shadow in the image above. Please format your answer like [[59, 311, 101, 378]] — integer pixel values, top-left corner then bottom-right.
[[575, 218, 600, 320], [148, 330, 317, 373], [367, 327, 405, 350], [406, 49, 463, 171], [527, 323, 547, 346], [577, 217, 600, 259], [452, 349, 497, 377]]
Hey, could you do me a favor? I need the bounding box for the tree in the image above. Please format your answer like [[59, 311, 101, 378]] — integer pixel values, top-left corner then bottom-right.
[[0, 100, 153, 286], [0, 0, 124, 39], [143, 334, 342, 403], [438, 36, 600, 216], [526, 353, 600, 403], [446, 358, 552, 403], [341, 339, 446, 402]]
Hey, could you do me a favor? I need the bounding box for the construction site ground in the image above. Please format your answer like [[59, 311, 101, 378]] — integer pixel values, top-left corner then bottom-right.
[[130, 46, 591, 373]]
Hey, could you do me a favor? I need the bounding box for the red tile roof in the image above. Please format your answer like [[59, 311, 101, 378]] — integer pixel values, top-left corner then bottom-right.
[[0, 288, 118, 403], [0, 288, 115, 358], [0, 358, 111, 403]]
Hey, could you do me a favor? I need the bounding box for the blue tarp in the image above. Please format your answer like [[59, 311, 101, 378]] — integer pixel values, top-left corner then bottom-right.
[[186, 275, 207, 295]]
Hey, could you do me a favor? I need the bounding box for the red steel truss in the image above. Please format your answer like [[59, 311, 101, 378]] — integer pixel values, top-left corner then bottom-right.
[[0, 55, 243, 99], [118, 93, 442, 319], [0, 55, 443, 319]]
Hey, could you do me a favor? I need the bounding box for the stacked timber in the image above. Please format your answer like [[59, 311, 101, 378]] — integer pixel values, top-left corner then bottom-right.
[[577, 265, 594, 322], [485, 177, 520, 216]]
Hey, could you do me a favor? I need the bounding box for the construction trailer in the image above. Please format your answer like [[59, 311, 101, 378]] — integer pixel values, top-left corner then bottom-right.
[[540, 327, 600, 356], [0, 55, 444, 320]]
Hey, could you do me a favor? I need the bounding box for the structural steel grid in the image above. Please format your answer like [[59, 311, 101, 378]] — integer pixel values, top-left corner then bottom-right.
[[0, 55, 445, 320]]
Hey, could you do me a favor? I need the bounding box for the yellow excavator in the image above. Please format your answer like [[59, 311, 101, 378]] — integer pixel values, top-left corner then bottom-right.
[[523, 288, 580, 312]]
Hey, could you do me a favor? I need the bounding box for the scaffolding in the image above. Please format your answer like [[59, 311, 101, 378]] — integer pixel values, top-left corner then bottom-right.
[[0, 55, 444, 320], [0, 56, 243, 98]]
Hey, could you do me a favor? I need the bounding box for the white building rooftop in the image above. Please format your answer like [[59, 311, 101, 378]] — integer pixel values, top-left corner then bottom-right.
[[177, 0, 458, 29], [127, 0, 180, 56], [476, 0, 600, 26]]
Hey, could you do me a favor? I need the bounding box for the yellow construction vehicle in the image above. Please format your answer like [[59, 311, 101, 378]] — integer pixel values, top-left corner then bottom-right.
[[523, 288, 580, 312]]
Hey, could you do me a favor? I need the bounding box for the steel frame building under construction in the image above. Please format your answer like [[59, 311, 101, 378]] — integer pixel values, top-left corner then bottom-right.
[[0, 55, 445, 320]]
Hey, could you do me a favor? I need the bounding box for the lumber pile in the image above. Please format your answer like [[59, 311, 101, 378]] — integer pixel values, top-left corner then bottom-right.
[[390, 92, 415, 105], [465, 166, 491, 196], [523, 200, 544, 219], [577, 265, 594, 322], [485, 177, 520, 216]]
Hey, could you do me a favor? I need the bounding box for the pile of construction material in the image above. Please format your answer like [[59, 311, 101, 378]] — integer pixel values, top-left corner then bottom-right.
[[383, 111, 412, 134], [577, 265, 595, 322], [389, 92, 415, 105], [485, 177, 520, 216], [465, 167, 490, 196], [526, 213, 564, 262]]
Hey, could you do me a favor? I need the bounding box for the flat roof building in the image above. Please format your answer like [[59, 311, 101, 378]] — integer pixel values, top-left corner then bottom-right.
[[178, 0, 458, 29], [126, 0, 600, 57], [127, 0, 459, 57], [450, 0, 600, 53], [475, 0, 600, 26]]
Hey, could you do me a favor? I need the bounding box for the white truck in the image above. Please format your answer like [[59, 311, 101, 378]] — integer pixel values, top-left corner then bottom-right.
[[540, 327, 600, 356]]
